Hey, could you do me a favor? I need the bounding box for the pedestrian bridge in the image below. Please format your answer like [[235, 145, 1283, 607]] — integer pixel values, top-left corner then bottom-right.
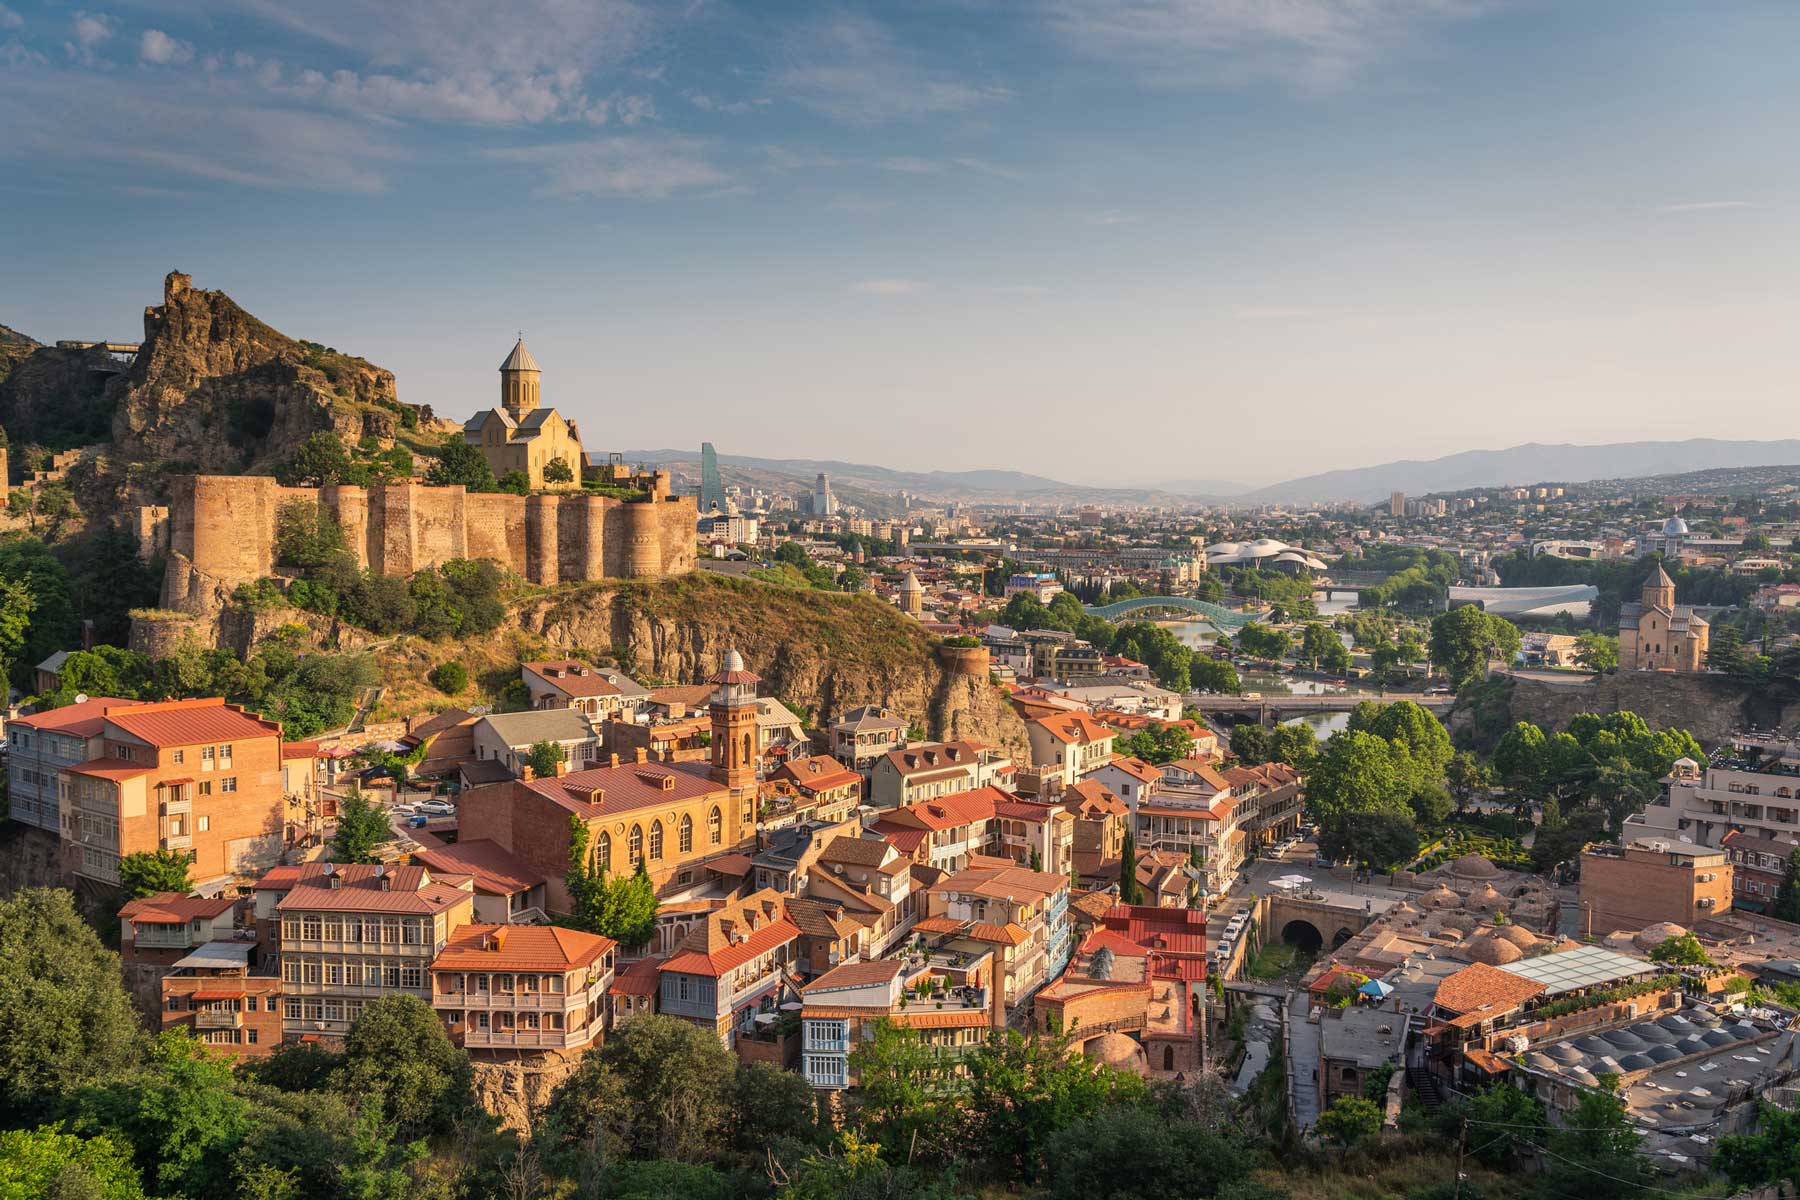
[[1188, 692, 1453, 724], [1083, 596, 1256, 629]]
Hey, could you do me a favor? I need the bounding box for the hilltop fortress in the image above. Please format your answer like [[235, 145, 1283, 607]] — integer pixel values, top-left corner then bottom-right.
[[135, 332, 697, 633]]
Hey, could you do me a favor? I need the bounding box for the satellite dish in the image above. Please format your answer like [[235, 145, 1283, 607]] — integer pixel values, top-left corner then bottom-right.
[[75, 693, 89, 704]]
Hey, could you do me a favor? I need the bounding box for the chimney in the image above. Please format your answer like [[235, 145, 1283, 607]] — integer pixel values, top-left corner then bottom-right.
[[635, 748, 648, 764], [521, 765, 535, 781], [610, 753, 620, 768], [555, 758, 570, 778]]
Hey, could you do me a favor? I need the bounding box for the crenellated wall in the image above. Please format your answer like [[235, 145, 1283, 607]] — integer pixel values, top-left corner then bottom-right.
[[155, 474, 696, 615]]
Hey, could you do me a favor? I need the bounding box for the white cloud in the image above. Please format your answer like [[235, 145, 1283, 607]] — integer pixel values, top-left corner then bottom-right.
[[487, 136, 728, 198], [1044, 0, 1491, 93], [139, 29, 194, 66], [849, 278, 927, 295], [65, 10, 113, 64], [0, 5, 22, 30], [776, 13, 1010, 123], [1655, 200, 1754, 213]]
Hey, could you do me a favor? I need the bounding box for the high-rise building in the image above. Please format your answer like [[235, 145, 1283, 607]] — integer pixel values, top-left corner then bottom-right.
[[812, 472, 838, 517], [1389, 491, 1406, 518], [699, 442, 724, 515]]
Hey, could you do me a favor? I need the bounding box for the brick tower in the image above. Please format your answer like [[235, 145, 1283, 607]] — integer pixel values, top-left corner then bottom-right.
[[709, 649, 762, 803], [499, 336, 541, 419]]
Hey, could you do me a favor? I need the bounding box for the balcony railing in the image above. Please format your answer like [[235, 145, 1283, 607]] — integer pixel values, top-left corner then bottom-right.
[[162, 833, 193, 850], [433, 986, 599, 1011], [160, 796, 192, 816], [134, 930, 200, 949], [284, 980, 429, 998], [282, 938, 435, 956], [463, 1026, 594, 1050], [193, 1008, 243, 1030]]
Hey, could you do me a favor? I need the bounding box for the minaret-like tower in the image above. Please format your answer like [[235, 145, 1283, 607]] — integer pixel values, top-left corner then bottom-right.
[[1645, 563, 1676, 612], [499, 336, 541, 419], [709, 649, 762, 800]]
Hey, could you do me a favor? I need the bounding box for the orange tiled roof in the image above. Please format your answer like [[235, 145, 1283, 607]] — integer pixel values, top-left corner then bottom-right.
[[1432, 962, 1547, 1017], [119, 892, 237, 924], [66, 757, 154, 781], [965, 921, 1030, 947], [803, 958, 905, 992], [1031, 711, 1117, 746], [885, 786, 1005, 831], [522, 760, 724, 819], [412, 839, 544, 895], [431, 924, 614, 972], [105, 697, 282, 747], [774, 755, 862, 795], [9, 696, 133, 737], [523, 660, 623, 699], [1105, 755, 1164, 785]]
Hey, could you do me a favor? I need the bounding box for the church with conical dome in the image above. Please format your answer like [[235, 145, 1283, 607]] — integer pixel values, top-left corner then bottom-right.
[[462, 337, 586, 490]]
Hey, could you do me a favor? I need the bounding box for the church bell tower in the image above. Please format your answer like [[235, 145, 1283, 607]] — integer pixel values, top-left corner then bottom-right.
[[709, 649, 762, 816], [499, 336, 542, 419]]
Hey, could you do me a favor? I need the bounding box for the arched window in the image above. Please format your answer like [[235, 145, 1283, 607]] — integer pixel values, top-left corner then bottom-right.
[[1163, 1045, 1175, 1072], [649, 821, 664, 861], [628, 824, 643, 864], [593, 831, 610, 874], [679, 814, 693, 854], [741, 732, 752, 766], [708, 806, 722, 845]]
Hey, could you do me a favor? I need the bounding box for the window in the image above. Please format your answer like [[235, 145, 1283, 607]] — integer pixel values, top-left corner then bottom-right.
[[167, 995, 185, 1011], [383, 965, 401, 988], [220, 745, 233, 768], [403, 919, 422, 945], [302, 960, 320, 984], [172, 750, 184, 764], [679, 814, 693, 853], [197, 815, 210, 832], [198, 781, 212, 797], [593, 831, 610, 873], [302, 915, 321, 940], [382, 918, 400, 944], [221, 777, 237, 793], [323, 917, 342, 941], [201, 747, 215, 770], [282, 960, 299, 983], [629, 825, 644, 864], [401, 967, 422, 989], [325, 963, 342, 985], [324, 1000, 343, 1022], [285, 998, 303, 1020], [709, 807, 722, 845], [247, 1028, 259, 1045], [649, 821, 664, 861], [266, 996, 278, 1012]]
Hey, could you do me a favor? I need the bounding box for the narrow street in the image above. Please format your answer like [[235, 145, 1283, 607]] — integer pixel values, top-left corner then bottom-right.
[[1286, 990, 1320, 1134]]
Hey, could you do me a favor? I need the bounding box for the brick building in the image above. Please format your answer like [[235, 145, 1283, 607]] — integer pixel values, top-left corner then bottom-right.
[[1578, 841, 1733, 935], [58, 697, 287, 887], [657, 889, 801, 1046], [1720, 829, 1797, 909], [429, 924, 617, 1054], [118, 891, 245, 1014]]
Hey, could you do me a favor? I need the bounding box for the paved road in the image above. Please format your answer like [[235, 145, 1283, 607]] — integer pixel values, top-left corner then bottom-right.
[[1233, 842, 1409, 912], [1286, 990, 1321, 1133]]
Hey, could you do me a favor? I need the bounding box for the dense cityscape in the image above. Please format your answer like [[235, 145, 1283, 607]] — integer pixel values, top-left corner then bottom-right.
[[6, 2, 1800, 1198]]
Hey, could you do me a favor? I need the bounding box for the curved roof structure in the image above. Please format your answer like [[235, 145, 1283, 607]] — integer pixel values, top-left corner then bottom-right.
[[1204, 539, 1328, 571], [1662, 516, 1690, 537], [1446, 584, 1598, 619], [500, 337, 540, 373]]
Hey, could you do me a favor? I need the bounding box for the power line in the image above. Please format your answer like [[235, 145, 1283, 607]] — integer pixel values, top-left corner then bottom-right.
[[1521, 1138, 1698, 1197]]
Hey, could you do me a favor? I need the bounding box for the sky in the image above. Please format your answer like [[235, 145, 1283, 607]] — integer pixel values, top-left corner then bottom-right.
[[2, 1, 1797, 489]]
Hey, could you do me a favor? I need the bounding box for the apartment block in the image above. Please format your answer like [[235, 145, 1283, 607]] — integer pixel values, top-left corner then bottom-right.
[[1578, 841, 1733, 936], [429, 925, 616, 1053]]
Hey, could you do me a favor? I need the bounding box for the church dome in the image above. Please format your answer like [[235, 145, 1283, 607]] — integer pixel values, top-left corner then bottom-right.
[[1088, 1032, 1149, 1075], [500, 337, 540, 373]]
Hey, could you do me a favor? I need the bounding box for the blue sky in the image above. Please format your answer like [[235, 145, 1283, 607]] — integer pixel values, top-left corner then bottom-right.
[[2, 1, 1796, 488]]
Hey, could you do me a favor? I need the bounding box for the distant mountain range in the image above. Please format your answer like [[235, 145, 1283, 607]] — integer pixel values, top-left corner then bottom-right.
[[1241, 439, 1800, 505], [625, 438, 1800, 508]]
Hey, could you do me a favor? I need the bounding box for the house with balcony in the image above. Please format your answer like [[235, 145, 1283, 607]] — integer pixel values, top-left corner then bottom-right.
[[3, 695, 129, 834], [869, 741, 1013, 808], [800, 957, 996, 1091], [1024, 712, 1117, 795], [830, 705, 908, 771], [1133, 767, 1244, 899], [521, 659, 648, 719], [657, 889, 801, 1047], [429, 924, 616, 1054], [272, 862, 477, 1040], [926, 859, 1072, 1009], [872, 787, 1005, 875], [1626, 736, 1800, 850], [159, 940, 283, 1059], [1226, 762, 1305, 850], [59, 697, 287, 888], [1063, 780, 1130, 882], [802, 834, 920, 961], [768, 755, 864, 824], [992, 796, 1075, 876], [118, 891, 246, 1015]]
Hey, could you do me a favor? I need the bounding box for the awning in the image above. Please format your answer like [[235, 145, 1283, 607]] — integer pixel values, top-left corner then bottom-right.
[[187, 991, 242, 1002]]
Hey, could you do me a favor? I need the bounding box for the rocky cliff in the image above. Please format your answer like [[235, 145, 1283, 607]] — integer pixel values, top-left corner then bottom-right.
[[1451, 671, 1800, 750], [516, 574, 1031, 760], [109, 271, 420, 472], [0, 326, 118, 449]]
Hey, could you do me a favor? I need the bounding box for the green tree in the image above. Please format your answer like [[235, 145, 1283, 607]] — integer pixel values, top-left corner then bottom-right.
[[1043, 1105, 1254, 1200], [0, 1126, 147, 1200], [846, 1020, 955, 1156], [1189, 655, 1240, 694], [1001, 593, 1051, 630], [1442, 1082, 1545, 1168], [0, 539, 79, 687], [1590, 758, 1659, 837], [330, 788, 390, 863], [1709, 623, 1748, 675], [1446, 751, 1490, 810], [1717, 1103, 1800, 1192], [117, 848, 192, 899], [1774, 850, 1800, 923], [1236, 623, 1291, 661], [538, 1014, 735, 1166], [1536, 1084, 1646, 1200], [0, 576, 36, 683], [1299, 623, 1339, 670], [543, 457, 575, 484], [1118, 830, 1143, 905], [1114, 722, 1195, 766], [1267, 722, 1318, 769], [1324, 810, 1421, 871], [566, 818, 660, 946], [1230, 724, 1271, 765], [276, 431, 357, 487], [0, 889, 141, 1108], [426, 433, 498, 491], [334, 994, 475, 1140], [1306, 730, 1415, 831], [428, 661, 468, 694], [1575, 631, 1619, 672], [1314, 1096, 1381, 1146], [1493, 721, 1549, 797], [1648, 932, 1712, 966], [1428, 605, 1521, 689], [526, 738, 568, 778], [962, 1027, 1150, 1181]]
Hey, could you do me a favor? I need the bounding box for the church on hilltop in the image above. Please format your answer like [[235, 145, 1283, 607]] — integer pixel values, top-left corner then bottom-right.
[[463, 338, 585, 490], [1617, 563, 1709, 672]]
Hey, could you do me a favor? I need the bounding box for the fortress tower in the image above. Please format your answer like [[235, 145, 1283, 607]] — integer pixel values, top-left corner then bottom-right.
[[499, 337, 541, 419]]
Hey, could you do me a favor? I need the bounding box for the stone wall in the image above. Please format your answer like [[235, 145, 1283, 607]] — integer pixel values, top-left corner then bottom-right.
[[153, 474, 697, 620]]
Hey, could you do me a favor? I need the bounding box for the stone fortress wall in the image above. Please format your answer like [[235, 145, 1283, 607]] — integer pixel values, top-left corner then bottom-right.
[[154, 472, 697, 613]]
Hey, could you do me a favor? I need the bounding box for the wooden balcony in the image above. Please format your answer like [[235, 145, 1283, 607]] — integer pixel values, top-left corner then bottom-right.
[[193, 1007, 243, 1030]]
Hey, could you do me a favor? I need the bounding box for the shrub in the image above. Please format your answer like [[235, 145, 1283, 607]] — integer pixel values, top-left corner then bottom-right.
[[429, 662, 468, 694]]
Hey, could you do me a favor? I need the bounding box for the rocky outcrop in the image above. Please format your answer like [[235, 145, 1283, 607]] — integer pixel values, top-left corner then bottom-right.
[[470, 1053, 584, 1134], [109, 271, 420, 473], [1453, 671, 1800, 749], [514, 574, 1030, 758], [0, 327, 118, 450]]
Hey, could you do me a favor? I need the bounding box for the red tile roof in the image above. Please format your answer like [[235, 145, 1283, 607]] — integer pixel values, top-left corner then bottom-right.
[[884, 785, 1005, 831], [881, 741, 990, 778], [802, 958, 904, 993], [524, 660, 624, 699], [275, 864, 472, 915], [612, 955, 664, 995], [521, 760, 725, 819], [9, 696, 133, 737], [965, 921, 1030, 947], [1031, 711, 1117, 746], [281, 741, 322, 760], [1432, 962, 1546, 1017], [65, 757, 154, 781], [105, 697, 282, 748], [774, 755, 862, 795], [431, 924, 615, 972], [1105, 755, 1164, 785], [659, 889, 800, 977], [412, 839, 544, 895], [119, 893, 238, 924]]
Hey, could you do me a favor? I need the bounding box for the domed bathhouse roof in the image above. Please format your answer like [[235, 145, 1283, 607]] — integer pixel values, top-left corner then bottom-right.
[[1420, 885, 1463, 910], [1449, 853, 1500, 880], [1465, 932, 1524, 965], [1089, 1032, 1148, 1075], [1492, 924, 1540, 949], [1634, 923, 1689, 952]]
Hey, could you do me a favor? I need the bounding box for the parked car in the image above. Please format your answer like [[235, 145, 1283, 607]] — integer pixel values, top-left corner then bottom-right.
[[415, 799, 455, 817]]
